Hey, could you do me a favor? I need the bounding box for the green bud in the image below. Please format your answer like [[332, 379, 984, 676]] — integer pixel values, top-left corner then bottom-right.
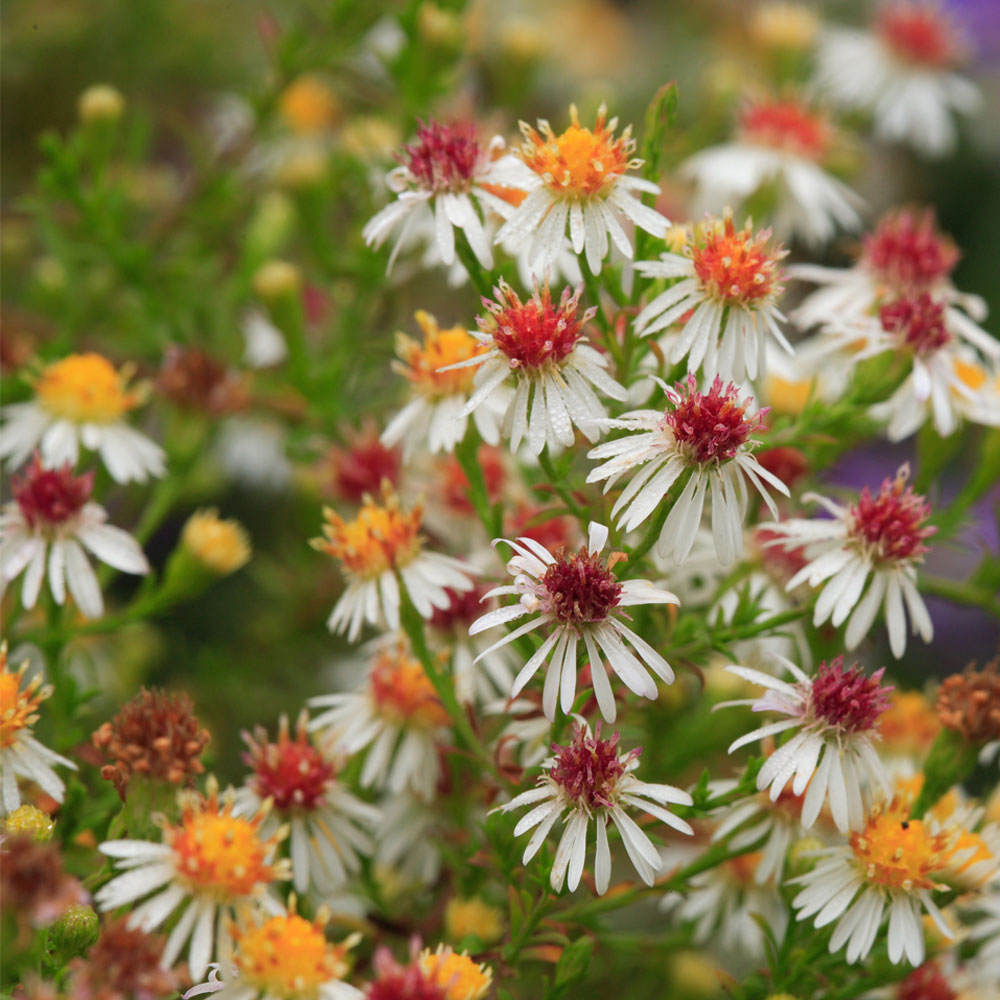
[[47, 903, 99, 963], [2, 805, 55, 842]]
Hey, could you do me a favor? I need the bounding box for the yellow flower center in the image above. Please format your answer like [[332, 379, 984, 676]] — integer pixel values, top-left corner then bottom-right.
[[370, 646, 450, 729], [418, 948, 493, 1000], [764, 373, 814, 415], [313, 493, 423, 578], [445, 897, 504, 944], [181, 509, 251, 574], [235, 914, 349, 999], [168, 802, 279, 899], [394, 311, 485, 399], [849, 801, 953, 891], [952, 357, 988, 391], [0, 664, 48, 750], [35, 354, 136, 424], [876, 691, 940, 756], [519, 105, 634, 200]]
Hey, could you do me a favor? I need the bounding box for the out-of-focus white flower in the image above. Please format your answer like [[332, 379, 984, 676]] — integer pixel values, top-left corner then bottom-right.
[[216, 416, 293, 492], [814, 1, 980, 158], [241, 309, 288, 369]]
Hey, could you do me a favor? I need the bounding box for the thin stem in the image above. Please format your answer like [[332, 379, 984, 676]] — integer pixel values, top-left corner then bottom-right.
[[919, 573, 1000, 618], [537, 450, 588, 525], [454, 232, 494, 301]]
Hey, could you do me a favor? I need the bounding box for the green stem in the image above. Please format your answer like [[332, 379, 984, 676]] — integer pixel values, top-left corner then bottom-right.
[[537, 450, 588, 525], [918, 574, 1000, 618], [454, 232, 494, 301]]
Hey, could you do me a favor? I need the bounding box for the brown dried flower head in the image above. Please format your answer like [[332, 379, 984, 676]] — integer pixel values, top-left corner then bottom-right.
[[66, 915, 180, 1000], [92, 688, 210, 800], [936, 657, 1000, 745], [0, 835, 86, 932], [156, 344, 250, 414]]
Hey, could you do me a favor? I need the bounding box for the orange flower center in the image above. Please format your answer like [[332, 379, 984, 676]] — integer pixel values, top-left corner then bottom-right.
[[235, 914, 349, 998], [0, 667, 47, 750], [369, 647, 450, 729], [952, 357, 988, 392], [279, 75, 339, 134], [418, 949, 493, 1000], [315, 496, 423, 578], [168, 807, 278, 898], [877, 691, 940, 756], [35, 354, 136, 424], [519, 105, 634, 200], [849, 803, 953, 891], [690, 216, 783, 306], [395, 311, 485, 399], [723, 851, 763, 885], [739, 98, 831, 160]]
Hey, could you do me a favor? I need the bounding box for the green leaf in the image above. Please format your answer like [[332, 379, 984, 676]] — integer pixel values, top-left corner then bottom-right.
[[550, 936, 595, 996]]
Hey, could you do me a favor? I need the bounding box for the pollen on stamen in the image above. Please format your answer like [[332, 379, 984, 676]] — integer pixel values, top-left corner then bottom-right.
[[847, 465, 936, 564], [809, 657, 893, 733], [394, 310, 487, 399], [12, 455, 93, 530], [663, 375, 765, 465], [690, 216, 785, 307]]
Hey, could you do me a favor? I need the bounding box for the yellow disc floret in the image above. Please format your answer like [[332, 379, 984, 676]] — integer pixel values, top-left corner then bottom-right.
[[166, 785, 285, 899], [418, 945, 493, 1000], [312, 489, 423, 578], [394, 311, 486, 399], [181, 509, 252, 574], [370, 643, 450, 730], [234, 911, 354, 999], [849, 799, 954, 891], [518, 104, 637, 200], [0, 647, 51, 750], [445, 897, 504, 944], [2, 804, 55, 842], [34, 354, 138, 424]]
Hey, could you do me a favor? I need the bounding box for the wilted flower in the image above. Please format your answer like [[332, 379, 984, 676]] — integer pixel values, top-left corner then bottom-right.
[[156, 345, 250, 414], [1, 835, 86, 931], [936, 658, 1000, 747]]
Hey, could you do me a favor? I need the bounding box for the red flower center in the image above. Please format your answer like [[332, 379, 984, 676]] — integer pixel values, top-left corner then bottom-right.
[[550, 725, 636, 810], [663, 375, 763, 464], [328, 431, 401, 504], [429, 586, 489, 632], [877, 5, 960, 68], [896, 960, 959, 1000], [244, 721, 336, 813], [541, 548, 623, 624], [13, 456, 93, 529], [879, 294, 952, 356], [810, 657, 893, 733], [848, 466, 936, 564], [402, 119, 482, 194], [690, 217, 784, 306], [862, 209, 959, 291], [739, 98, 831, 159], [480, 281, 591, 372]]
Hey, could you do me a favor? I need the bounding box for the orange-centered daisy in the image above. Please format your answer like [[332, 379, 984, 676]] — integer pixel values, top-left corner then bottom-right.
[[370, 646, 450, 730], [34, 353, 138, 424], [497, 104, 668, 275], [418, 945, 493, 1000]]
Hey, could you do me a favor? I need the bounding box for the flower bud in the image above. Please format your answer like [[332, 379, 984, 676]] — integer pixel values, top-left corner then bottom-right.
[[253, 259, 302, 301], [78, 84, 125, 124], [2, 805, 54, 843], [445, 897, 504, 946], [47, 903, 100, 962], [181, 509, 251, 575]]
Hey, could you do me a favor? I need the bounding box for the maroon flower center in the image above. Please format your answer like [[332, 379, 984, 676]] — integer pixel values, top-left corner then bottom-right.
[[13, 456, 93, 529], [402, 119, 482, 194], [848, 466, 935, 564], [877, 5, 959, 68], [541, 548, 623, 624], [810, 657, 892, 733], [328, 433, 401, 504], [663, 375, 763, 464], [549, 725, 636, 810], [429, 585, 489, 632], [879, 294, 952, 356], [480, 281, 589, 372], [245, 732, 335, 813], [862, 209, 959, 290], [897, 961, 958, 1000]]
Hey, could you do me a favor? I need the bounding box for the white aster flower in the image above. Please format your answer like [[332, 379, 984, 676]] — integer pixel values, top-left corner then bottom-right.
[[0, 646, 77, 814], [215, 416, 293, 492], [721, 654, 893, 833], [633, 214, 791, 381], [790, 795, 959, 966], [0, 456, 150, 620], [588, 376, 788, 566], [762, 465, 936, 658], [311, 486, 475, 642], [447, 279, 627, 455], [380, 310, 507, 460], [235, 712, 378, 897], [95, 780, 290, 982], [362, 117, 529, 272], [309, 640, 450, 801], [495, 721, 693, 894], [0, 353, 165, 484], [470, 522, 679, 722], [682, 94, 863, 247], [814, 1, 980, 158], [495, 104, 668, 276], [374, 791, 444, 888]]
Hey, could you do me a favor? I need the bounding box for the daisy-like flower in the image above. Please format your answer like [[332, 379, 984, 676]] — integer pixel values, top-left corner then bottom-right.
[[375, 792, 443, 887], [0, 353, 165, 483], [721, 654, 893, 833], [587, 376, 789, 566], [682, 94, 863, 247], [311, 486, 475, 642], [866, 295, 1000, 441], [633, 214, 791, 381], [361, 118, 528, 272], [0, 456, 150, 619], [95, 779, 290, 982], [380, 310, 506, 459], [0, 645, 77, 814], [790, 206, 989, 333], [309, 641, 450, 801], [236, 712, 379, 896], [790, 795, 957, 966], [184, 902, 362, 1000], [448, 279, 627, 455], [495, 722, 693, 894], [763, 465, 936, 658], [495, 104, 668, 276], [418, 945, 493, 1000], [469, 522, 678, 723], [814, 1, 980, 158]]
